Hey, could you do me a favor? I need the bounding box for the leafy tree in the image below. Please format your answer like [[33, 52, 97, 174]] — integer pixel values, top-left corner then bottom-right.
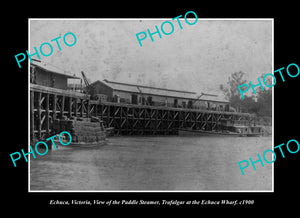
[[220, 71, 271, 116], [219, 71, 247, 112], [256, 74, 272, 116]]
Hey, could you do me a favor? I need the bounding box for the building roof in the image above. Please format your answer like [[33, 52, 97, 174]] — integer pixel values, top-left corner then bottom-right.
[[197, 94, 230, 103], [90, 79, 229, 103], [100, 79, 198, 99], [30, 60, 80, 79]]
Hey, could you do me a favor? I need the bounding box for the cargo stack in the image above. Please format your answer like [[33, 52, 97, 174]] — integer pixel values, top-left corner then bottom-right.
[[51, 117, 106, 144]]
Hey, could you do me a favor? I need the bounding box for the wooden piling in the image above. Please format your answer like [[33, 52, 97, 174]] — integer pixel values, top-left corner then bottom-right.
[[30, 91, 35, 142], [45, 93, 50, 136], [30, 83, 257, 138], [37, 91, 41, 139]]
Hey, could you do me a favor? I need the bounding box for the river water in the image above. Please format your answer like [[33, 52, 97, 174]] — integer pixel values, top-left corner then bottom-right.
[[30, 136, 272, 191]]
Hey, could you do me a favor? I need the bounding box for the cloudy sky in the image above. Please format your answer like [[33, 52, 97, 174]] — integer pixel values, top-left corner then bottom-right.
[[29, 19, 272, 97]]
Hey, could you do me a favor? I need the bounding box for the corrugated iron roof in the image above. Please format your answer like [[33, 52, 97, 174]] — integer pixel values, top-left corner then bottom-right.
[[91, 80, 229, 103], [102, 79, 197, 99], [198, 95, 229, 103], [31, 60, 80, 79]]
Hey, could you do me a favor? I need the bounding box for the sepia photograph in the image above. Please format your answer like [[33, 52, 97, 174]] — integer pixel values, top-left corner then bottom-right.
[[28, 18, 273, 191]]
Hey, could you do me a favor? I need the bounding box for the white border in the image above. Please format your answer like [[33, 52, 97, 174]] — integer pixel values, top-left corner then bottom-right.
[[28, 18, 274, 193]]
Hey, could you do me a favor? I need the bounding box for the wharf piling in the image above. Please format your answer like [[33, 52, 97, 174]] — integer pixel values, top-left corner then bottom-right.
[[30, 84, 263, 139]]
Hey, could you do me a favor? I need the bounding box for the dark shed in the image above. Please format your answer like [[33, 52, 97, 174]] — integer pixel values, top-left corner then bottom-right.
[[30, 60, 80, 90]]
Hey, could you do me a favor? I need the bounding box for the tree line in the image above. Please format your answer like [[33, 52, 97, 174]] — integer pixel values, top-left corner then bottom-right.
[[220, 71, 272, 117]]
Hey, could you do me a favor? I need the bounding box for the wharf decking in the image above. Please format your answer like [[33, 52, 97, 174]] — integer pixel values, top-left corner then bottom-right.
[[30, 84, 263, 139]]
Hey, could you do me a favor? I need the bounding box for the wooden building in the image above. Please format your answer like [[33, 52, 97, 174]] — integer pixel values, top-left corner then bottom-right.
[[89, 79, 229, 111], [30, 60, 80, 90]]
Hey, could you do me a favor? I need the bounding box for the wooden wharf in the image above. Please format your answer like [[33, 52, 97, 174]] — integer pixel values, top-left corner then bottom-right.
[[30, 84, 259, 139]]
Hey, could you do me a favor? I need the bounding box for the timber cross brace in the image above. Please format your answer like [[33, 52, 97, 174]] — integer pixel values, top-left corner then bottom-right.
[[30, 84, 261, 139]]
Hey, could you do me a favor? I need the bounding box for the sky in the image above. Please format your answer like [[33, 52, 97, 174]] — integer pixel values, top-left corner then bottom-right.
[[29, 19, 272, 98]]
